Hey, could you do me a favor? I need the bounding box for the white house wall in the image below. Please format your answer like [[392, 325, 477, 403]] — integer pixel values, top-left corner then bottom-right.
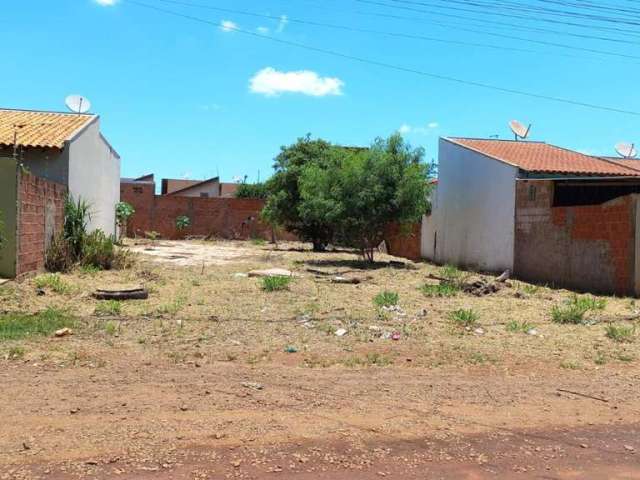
[[433, 138, 517, 272], [67, 119, 120, 236]]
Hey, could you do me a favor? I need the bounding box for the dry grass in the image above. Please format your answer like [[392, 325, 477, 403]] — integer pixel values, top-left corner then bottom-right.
[[0, 239, 638, 372]]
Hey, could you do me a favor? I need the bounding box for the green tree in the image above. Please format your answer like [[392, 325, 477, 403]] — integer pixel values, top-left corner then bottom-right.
[[301, 133, 432, 262], [115, 202, 135, 240], [262, 135, 339, 251], [235, 182, 268, 199]]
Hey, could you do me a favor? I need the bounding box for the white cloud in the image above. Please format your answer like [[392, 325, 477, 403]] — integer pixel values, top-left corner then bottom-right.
[[220, 20, 239, 32], [249, 67, 344, 97], [277, 15, 289, 33], [94, 0, 117, 5], [398, 121, 439, 135], [257, 26, 270, 34]]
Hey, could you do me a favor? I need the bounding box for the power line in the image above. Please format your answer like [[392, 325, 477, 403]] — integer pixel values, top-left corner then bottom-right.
[[149, 0, 639, 61], [125, 0, 640, 117]]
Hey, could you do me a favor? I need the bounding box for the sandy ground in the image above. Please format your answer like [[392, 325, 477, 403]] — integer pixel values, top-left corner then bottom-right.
[[1, 240, 639, 479]]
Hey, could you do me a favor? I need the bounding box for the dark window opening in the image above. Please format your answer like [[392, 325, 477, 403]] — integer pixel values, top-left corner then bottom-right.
[[133, 186, 143, 194], [553, 182, 640, 207], [200, 192, 210, 198]]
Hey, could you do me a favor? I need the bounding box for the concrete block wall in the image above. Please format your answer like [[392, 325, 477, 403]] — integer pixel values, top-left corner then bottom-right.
[[514, 180, 636, 296], [16, 171, 66, 276]]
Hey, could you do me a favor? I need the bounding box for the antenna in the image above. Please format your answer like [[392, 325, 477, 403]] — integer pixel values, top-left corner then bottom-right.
[[509, 120, 531, 141], [615, 142, 637, 159], [232, 175, 243, 183], [65, 95, 92, 114]]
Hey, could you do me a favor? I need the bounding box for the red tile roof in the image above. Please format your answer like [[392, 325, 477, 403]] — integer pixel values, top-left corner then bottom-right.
[[446, 138, 640, 177]]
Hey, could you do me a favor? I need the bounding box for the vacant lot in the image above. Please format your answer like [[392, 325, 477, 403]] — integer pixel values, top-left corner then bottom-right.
[[1, 240, 639, 479]]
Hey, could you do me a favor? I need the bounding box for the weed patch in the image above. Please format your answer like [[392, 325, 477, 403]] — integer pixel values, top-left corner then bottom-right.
[[448, 309, 479, 329], [605, 324, 636, 343], [0, 309, 74, 341], [551, 295, 606, 324], [262, 276, 292, 292], [420, 283, 459, 298], [95, 301, 122, 317], [373, 291, 399, 307], [34, 274, 71, 294], [506, 320, 535, 333]]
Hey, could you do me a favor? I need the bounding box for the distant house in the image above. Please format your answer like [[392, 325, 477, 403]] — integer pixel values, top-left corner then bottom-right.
[[425, 137, 640, 295], [218, 182, 239, 198], [0, 108, 121, 235], [166, 177, 220, 198]]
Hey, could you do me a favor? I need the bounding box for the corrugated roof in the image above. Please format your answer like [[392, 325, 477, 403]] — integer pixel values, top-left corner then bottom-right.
[[0, 108, 97, 149], [446, 138, 640, 177]]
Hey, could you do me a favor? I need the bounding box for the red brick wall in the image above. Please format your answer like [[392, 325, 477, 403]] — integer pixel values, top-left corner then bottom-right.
[[16, 171, 66, 276], [514, 180, 636, 295], [384, 223, 422, 261], [121, 182, 276, 240]]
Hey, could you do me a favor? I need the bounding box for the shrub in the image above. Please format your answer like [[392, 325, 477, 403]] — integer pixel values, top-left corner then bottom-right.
[[420, 283, 459, 297], [373, 291, 399, 307], [115, 202, 135, 239], [34, 273, 71, 294], [81, 230, 116, 270], [176, 216, 191, 231], [0, 308, 74, 341], [605, 324, 635, 343], [45, 233, 74, 273], [448, 309, 479, 329], [262, 276, 292, 292], [551, 295, 606, 325], [236, 182, 268, 199]]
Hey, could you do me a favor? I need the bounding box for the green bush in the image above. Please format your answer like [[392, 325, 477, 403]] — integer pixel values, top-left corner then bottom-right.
[[262, 276, 292, 292], [115, 202, 135, 239], [81, 230, 116, 270], [506, 320, 535, 333], [45, 233, 74, 273], [176, 216, 191, 231], [373, 291, 399, 307], [34, 273, 71, 294], [236, 182, 268, 199], [64, 196, 91, 260]]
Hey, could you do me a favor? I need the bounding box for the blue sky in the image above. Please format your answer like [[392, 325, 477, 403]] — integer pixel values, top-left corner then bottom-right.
[[2, 0, 639, 182]]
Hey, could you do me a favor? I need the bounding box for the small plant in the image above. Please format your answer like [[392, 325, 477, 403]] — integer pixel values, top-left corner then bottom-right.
[[506, 320, 535, 333], [0, 308, 74, 341], [175, 215, 191, 231], [45, 233, 74, 273], [7, 345, 25, 360], [115, 202, 135, 240], [81, 230, 116, 270], [64, 195, 91, 260], [34, 273, 71, 294], [157, 295, 187, 315], [262, 275, 292, 292], [104, 321, 118, 336], [420, 283, 459, 297], [440, 264, 463, 284], [551, 295, 606, 325], [251, 237, 267, 246], [448, 308, 479, 329], [521, 283, 540, 296], [373, 291, 399, 307], [605, 324, 635, 343], [95, 300, 122, 317]]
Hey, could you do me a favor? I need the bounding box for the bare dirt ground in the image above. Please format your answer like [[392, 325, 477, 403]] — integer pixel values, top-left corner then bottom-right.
[[1, 240, 639, 479]]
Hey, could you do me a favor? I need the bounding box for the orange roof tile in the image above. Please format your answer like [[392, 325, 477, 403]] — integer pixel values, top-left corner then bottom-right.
[[446, 138, 640, 177], [0, 108, 96, 149]]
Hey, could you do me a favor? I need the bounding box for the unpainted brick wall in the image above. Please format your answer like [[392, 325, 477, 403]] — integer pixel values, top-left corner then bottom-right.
[[384, 223, 422, 261], [16, 171, 66, 276], [514, 180, 636, 295], [121, 181, 278, 240]]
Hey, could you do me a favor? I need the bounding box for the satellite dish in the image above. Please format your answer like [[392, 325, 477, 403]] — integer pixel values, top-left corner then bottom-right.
[[65, 95, 92, 114], [615, 142, 637, 159], [509, 120, 531, 141]]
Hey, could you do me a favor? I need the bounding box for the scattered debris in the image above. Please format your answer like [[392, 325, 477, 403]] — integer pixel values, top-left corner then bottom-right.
[[335, 328, 348, 337], [248, 268, 294, 278], [241, 382, 264, 391], [527, 328, 539, 336], [474, 327, 485, 336], [417, 308, 428, 317], [624, 445, 635, 452], [93, 284, 148, 300], [284, 346, 298, 353], [54, 328, 73, 338], [391, 332, 401, 341], [35, 287, 46, 296], [233, 273, 248, 278]]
